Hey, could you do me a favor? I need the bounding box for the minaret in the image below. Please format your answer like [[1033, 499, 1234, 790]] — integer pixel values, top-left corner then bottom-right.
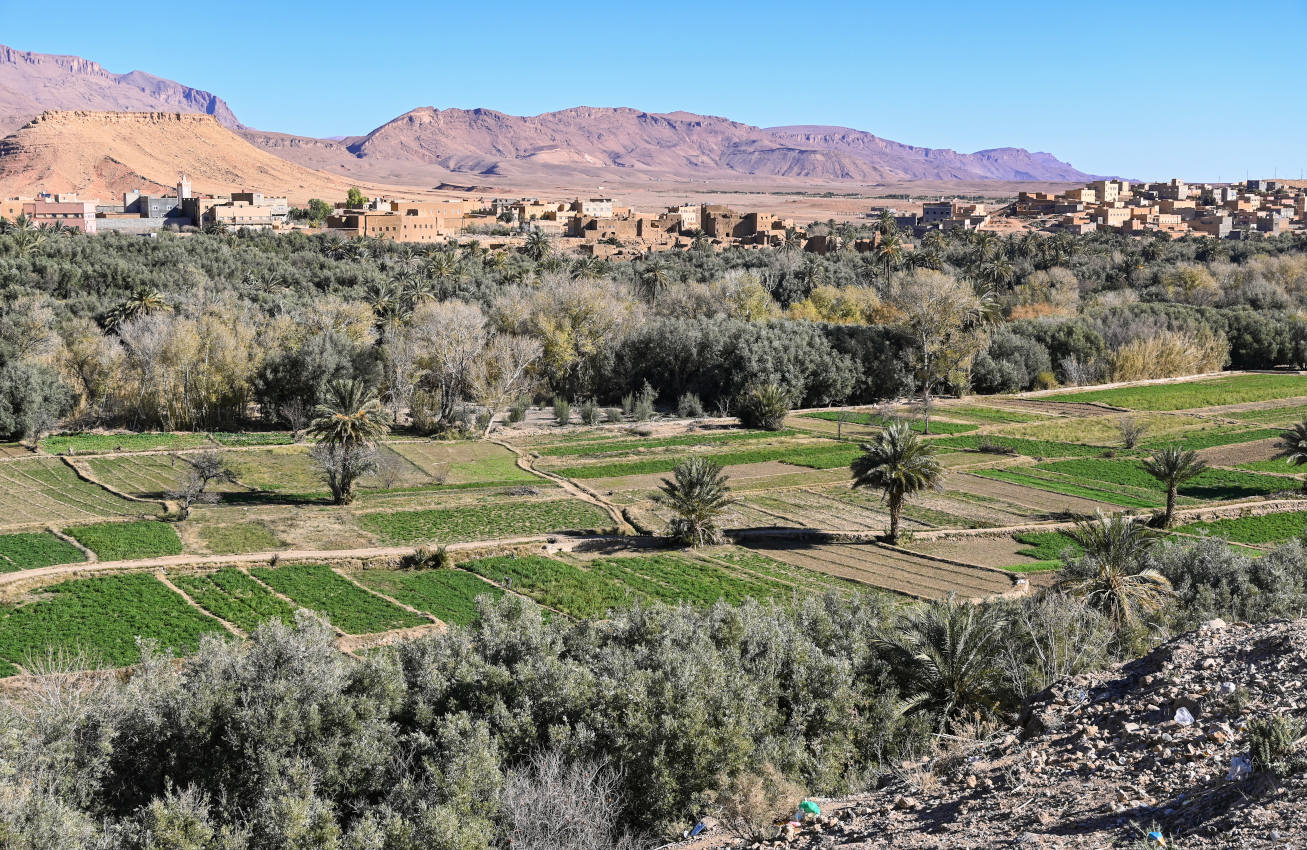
[[177, 174, 192, 200]]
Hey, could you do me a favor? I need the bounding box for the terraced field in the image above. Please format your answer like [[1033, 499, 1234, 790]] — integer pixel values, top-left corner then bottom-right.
[[248, 563, 427, 635], [1045, 373, 1307, 411], [0, 458, 150, 530], [741, 541, 1014, 600]]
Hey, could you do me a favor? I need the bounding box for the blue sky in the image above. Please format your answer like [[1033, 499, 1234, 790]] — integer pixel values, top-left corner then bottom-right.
[[2, 0, 1304, 181]]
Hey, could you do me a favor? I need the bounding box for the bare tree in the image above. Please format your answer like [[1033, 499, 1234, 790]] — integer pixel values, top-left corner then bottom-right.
[[309, 442, 378, 505], [167, 451, 236, 520], [502, 748, 643, 850], [368, 447, 410, 489], [411, 300, 488, 428], [469, 334, 542, 438]]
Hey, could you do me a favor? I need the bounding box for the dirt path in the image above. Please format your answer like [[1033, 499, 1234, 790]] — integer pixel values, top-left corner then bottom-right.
[[154, 570, 245, 637], [492, 438, 637, 535]]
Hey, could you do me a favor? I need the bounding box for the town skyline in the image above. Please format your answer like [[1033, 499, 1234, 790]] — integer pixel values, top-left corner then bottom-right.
[[2, 0, 1304, 182]]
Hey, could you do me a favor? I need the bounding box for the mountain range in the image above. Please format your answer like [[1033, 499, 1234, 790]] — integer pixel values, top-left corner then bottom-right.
[[0, 43, 1097, 197]]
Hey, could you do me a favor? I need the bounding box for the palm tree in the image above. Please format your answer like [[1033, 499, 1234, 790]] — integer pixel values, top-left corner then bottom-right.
[[307, 380, 391, 504], [1057, 513, 1170, 630], [1141, 447, 1207, 527], [1274, 421, 1307, 491], [637, 260, 670, 300], [850, 423, 944, 544], [524, 230, 552, 262], [875, 596, 1004, 729], [656, 457, 735, 547], [875, 231, 904, 275], [308, 379, 390, 446], [570, 256, 605, 281], [105, 287, 167, 333]]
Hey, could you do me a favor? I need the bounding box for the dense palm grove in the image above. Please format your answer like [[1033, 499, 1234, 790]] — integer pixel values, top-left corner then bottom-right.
[[2, 221, 1307, 439]]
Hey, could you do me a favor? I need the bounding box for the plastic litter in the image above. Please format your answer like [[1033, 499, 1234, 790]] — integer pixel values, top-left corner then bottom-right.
[[1227, 754, 1252, 780], [1147, 830, 1167, 847], [1219, 681, 1236, 695], [688, 821, 706, 837], [1174, 706, 1194, 726], [799, 800, 821, 816]]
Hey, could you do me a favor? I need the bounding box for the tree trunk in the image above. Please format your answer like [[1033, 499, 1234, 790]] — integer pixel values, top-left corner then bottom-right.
[[1165, 486, 1176, 528], [888, 493, 902, 543]]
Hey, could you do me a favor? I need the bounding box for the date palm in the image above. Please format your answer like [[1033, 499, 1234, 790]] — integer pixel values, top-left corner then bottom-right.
[[876, 596, 1004, 729], [1141, 447, 1207, 527], [1273, 421, 1307, 491], [656, 457, 735, 547], [851, 423, 943, 544], [524, 230, 552, 262], [308, 379, 389, 447], [1057, 513, 1169, 630]]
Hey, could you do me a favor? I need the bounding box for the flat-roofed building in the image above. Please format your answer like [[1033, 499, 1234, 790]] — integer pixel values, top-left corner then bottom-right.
[[25, 198, 97, 233]]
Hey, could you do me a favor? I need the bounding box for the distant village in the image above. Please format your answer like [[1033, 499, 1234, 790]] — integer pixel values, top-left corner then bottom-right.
[[4, 175, 1306, 258]]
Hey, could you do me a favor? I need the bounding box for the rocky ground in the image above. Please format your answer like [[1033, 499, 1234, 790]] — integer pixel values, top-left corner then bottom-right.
[[689, 618, 1307, 848]]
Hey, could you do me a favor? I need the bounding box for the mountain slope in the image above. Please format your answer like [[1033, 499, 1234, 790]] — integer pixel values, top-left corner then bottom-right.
[[0, 44, 241, 136], [310, 106, 1093, 183], [0, 111, 387, 203]]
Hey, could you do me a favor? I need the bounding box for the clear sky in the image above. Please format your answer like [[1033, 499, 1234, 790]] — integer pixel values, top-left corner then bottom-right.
[[2, 0, 1303, 181]]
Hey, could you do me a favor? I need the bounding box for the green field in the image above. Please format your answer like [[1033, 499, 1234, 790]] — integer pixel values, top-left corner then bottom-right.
[[973, 468, 1161, 508], [387, 441, 537, 485], [460, 550, 842, 619], [1013, 530, 1083, 561], [1228, 403, 1307, 426], [1140, 428, 1280, 452], [934, 434, 1115, 458], [249, 563, 427, 634], [1035, 458, 1292, 502], [533, 429, 798, 458], [358, 499, 611, 543], [0, 532, 86, 571], [0, 573, 224, 673], [800, 412, 978, 434], [42, 432, 214, 454], [1048, 374, 1307, 411], [197, 522, 283, 554], [935, 405, 1049, 425], [352, 569, 505, 626], [65, 520, 183, 561], [1175, 511, 1307, 545], [210, 432, 297, 447], [553, 442, 860, 480], [171, 568, 299, 632]]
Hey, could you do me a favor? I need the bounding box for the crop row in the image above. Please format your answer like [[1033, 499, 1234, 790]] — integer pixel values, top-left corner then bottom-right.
[[972, 468, 1161, 508], [248, 563, 427, 634], [0, 458, 144, 524], [933, 434, 1114, 458], [553, 442, 861, 480], [1140, 427, 1280, 452], [358, 498, 611, 543], [171, 568, 298, 633], [801, 412, 977, 434], [0, 532, 86, 571], [533, 428, 798, 458]]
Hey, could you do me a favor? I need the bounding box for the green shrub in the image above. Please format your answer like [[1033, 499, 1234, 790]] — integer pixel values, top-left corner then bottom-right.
[[604, 407, 623, 423], [508, 400, 528, 423], [400, 545, 452, 570], [552, 397, 571, 426], [1249, 715, 1307, 777], [579, 398, 601, 426], [677, 392, 706, 418], [736, 384, 791, 431]]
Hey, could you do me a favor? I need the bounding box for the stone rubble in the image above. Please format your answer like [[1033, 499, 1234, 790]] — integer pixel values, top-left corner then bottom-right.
[[689, 617, 1307, 848]]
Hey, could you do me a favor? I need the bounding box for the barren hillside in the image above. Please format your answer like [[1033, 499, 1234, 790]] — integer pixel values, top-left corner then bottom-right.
[[690, 618, 1307, 848], [303, 105, 1096, 184], [0, 44, 241, 136], [0, 111, 407, 204]]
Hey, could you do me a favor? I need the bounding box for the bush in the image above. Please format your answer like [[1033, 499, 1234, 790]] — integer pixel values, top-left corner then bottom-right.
[[676, 392, 706, 418], [633, 381, 657, 421], [1119, 416, 1147, 449], [713, 765, 805, 842], [1249, 715, 1307, 777], [604, 407, 623, 423], [579, 398, 601, 426], [508, 400, 528, 423], [736, 384, 791, 431], [552, 397, 571, 426], [620, 393, 635, 418], [400, 545, 451, 570]]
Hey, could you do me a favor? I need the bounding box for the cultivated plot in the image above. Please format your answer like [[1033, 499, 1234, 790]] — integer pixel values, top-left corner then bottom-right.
[[0, 458, 148, 530]]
